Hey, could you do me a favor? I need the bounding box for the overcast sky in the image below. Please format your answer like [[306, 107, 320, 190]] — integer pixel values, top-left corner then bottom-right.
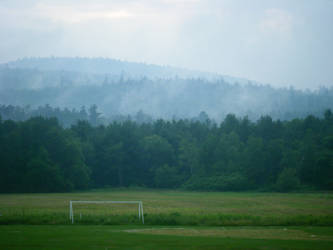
[[0, 0, 332, 89]]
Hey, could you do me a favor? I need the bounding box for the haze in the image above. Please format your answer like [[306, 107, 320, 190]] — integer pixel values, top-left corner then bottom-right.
[[0, 0, 332, 89]]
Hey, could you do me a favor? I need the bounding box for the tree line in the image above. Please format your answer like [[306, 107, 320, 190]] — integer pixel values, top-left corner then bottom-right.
[[0, 110, 332, 193], [0, 104, 104, 128]]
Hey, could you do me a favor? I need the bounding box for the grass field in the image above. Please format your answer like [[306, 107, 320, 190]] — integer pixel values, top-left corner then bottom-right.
[[1, 189, 333, 249], [1, 189, 333, 226], [0, 225, 333, 249]]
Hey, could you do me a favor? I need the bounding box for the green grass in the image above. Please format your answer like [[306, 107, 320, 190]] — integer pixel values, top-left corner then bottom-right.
[[1, 189, 333, 226], [1, 190, 333, 249], [0, 225, 332, 249]]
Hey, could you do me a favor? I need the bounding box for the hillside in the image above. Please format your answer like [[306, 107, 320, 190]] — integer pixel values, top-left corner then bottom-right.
[[4, 57, 221, 80], [1, 57, 332, 122]]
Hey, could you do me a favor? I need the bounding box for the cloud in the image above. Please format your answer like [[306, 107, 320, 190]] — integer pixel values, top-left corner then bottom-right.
[[35, 3, 135, 23], [0, 1, 200, 25], [260, 9, 293, 37]]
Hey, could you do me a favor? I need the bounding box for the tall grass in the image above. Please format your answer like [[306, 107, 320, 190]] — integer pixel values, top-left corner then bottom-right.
[[1, 212, 333, 226]]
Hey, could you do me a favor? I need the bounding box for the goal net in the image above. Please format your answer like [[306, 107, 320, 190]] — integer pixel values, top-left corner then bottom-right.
[[69, 200, 144, 224]]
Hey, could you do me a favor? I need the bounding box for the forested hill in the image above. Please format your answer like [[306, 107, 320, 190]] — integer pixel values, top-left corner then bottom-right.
[[1, 57, 332, 193], [1, 57, 333, 121], [3, 57, 220, 79]]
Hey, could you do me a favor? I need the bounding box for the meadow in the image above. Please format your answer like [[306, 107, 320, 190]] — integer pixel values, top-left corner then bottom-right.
[[1, 189, 333, 249], [1, 189, 333, 226]]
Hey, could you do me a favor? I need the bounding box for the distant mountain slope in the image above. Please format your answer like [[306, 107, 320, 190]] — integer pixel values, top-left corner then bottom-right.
[[0, 57, 332, 121], [3, 57, 223, 80]]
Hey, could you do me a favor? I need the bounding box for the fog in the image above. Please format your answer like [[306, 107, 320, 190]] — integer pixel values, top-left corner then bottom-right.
[[0, 0, 332, 89], [1, 58, 332, 124]]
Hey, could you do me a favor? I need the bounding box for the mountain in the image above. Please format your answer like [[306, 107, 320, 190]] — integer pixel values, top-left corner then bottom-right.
[[0, 57, 332, 122], [3, 57, 222, 80]]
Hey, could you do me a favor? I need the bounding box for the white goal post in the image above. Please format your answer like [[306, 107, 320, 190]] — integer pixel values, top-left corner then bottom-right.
[[69, 200, 144, 224]]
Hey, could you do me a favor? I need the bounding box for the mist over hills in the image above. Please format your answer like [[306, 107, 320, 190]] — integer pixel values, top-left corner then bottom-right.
[[1, 57, 332, 123], [4, 57, 222, 80]]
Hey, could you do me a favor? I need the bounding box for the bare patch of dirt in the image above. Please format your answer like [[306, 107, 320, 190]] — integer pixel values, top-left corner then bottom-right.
[[123, 227, 333, 241]]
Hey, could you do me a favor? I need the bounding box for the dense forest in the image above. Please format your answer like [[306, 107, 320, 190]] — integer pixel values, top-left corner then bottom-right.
[[1, 57, 332, 193], [1, 57, 333, 122], [1, 110, 332, 193]]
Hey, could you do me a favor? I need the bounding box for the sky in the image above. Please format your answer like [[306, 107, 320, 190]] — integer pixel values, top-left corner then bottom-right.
[[0, 0, 332, 89]]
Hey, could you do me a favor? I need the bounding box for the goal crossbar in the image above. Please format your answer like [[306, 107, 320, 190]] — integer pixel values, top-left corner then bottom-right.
[[69, 200, 144, 224]]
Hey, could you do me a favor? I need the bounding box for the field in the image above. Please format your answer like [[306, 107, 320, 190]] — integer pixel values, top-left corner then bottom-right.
[[1, 225, 333, 249], [0, 189, 333, 249], [1, 189, 333, 226]]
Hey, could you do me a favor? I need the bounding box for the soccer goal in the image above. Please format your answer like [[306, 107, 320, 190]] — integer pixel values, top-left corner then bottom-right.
[[69, 200, 144, 224]]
